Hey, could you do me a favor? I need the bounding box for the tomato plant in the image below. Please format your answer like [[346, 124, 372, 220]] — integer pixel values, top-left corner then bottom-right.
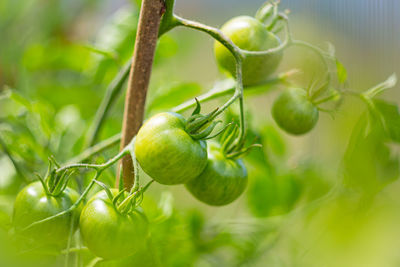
[[0, 0, 398, 266]]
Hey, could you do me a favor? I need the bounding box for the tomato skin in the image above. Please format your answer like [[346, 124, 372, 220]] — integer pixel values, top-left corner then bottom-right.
[[12, 181, 80, 248], [135, 112, 207, 185], [185, 142, 248, 206], [272, 88, 319, 135], [214, 16, 283, 86], [79, 189, 148, 260]]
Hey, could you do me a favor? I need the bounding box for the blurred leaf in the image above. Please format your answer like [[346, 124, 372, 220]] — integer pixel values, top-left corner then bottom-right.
[[262, 124, 286, 158], [373, 99, 400, 143], [336, 59, 347, 84], [247, 167, 278, 217], [343, 114, 399, 193]]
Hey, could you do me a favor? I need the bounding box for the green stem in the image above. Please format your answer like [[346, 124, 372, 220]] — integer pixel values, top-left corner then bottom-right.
[[174, 15, 245, 140], [57, 138, 133, 174], [68, 133, 121, 164], [312, 91, 339, 105], [158, 0, 179, 36], [84, 61, 131, 148], [0, 135, 28, 183], [242, 16, 291, 57], [290, 39, 332, 86], [174, 15, 244, 63], [173, 70, 294, 113]]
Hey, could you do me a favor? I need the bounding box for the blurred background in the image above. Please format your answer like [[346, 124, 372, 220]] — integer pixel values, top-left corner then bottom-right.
[[0, 0, 399, 266]]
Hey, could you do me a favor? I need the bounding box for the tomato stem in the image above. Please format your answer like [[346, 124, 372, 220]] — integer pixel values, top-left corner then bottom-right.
[[84, 61, 131, 149]]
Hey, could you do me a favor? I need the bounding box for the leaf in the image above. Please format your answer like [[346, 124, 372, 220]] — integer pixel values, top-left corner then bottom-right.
[[147, 82, 202, 112], [343, 114, 399, 193], [335, 59, 347, 84], [373, 99, 400, 143]]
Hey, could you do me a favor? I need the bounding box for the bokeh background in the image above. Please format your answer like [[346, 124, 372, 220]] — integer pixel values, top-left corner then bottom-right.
[[0, 0, 399, 266]]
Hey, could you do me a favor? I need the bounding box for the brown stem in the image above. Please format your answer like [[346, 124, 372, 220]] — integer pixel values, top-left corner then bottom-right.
[[118, 0, 165, 190]]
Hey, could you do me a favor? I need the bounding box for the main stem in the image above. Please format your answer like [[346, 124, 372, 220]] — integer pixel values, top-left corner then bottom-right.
[[118, 0, 165, 190]]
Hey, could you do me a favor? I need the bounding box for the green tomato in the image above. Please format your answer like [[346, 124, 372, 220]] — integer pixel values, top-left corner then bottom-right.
[[185, 142, 248, 206], [12, 181, 80, 248], [214, 16, 283, 86], [272, 88, 319, 135], [79, 189, 148, 260], [135, 112, 207, 185]]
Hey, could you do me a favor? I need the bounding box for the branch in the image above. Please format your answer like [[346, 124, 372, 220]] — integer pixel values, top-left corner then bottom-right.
[[84, 61, 131, 148], [118, 0, 165, 190]]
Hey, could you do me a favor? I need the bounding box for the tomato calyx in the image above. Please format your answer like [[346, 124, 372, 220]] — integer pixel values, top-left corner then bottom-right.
[[255, 0, 279, 27], [220, 123, 261, 160], [255, 1, 289, 34], [96, 181, 148, 216], [184, 98, 227, 140], [36, 156, 74, 197]]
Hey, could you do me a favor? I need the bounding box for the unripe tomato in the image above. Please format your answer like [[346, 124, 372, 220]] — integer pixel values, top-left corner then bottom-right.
[[79, 189, 148, 260], [12, 181, 80, 248], [272, 88, 319, 135], [135, 112, 207, 185], [214, 16, 283, 86], [185, 142, 248, 206]]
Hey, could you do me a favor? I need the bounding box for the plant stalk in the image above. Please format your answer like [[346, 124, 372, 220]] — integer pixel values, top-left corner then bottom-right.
[[118, 0, 165, 190]]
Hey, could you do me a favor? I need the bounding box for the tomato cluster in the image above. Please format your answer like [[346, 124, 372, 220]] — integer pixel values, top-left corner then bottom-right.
[[135, 113, 249, 206]]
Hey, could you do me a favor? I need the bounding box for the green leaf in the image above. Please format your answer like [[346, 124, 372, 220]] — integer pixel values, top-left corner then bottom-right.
[[343, 114, 399, 193], [373, 99, 400, 143], [335, 59, 347, 84]]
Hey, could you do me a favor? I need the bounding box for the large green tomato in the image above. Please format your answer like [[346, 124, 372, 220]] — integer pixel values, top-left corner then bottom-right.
[[185, 142, 248, 206], [12, 181, 80, 249], [79, 189, 148, 260], [214, 16, 283, 86], [135, 112, 207, 185], [272, 88, 319, 135]]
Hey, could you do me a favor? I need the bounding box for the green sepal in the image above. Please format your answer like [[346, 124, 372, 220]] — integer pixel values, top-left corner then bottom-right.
[[226, 143, 262, 159], [221, 123, 239, 154], [112, 189, 126, 207], [117, 191, 138, 215], [94, 180, 114, 203], [191, 98, 201, 116], [51, 170, 74, 196], [203, 122, 234, 140], [35, 173, 50, 195], [185, 108, 219, 134], [255, 1, 279, 27], [190, 121, 221, 140]]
